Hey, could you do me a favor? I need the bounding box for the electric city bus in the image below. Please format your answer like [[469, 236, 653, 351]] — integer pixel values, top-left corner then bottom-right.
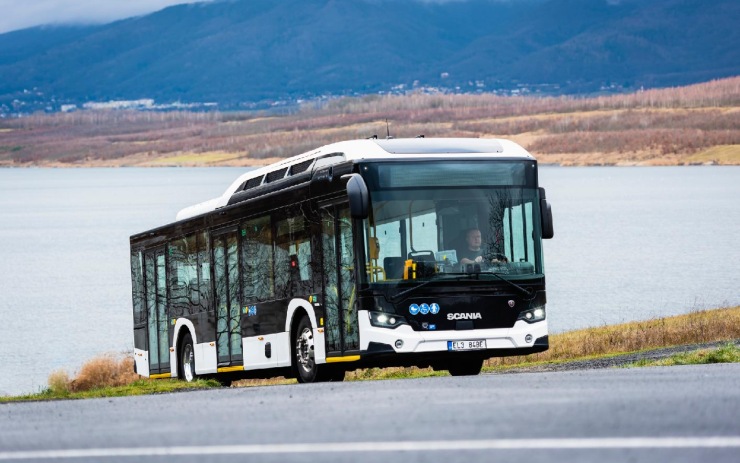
[[129, 138, 554, 384]]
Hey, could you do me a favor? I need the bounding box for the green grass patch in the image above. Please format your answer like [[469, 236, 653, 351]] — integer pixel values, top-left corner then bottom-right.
[[0, 379, 220, 403], [626, 343, 740, 368]]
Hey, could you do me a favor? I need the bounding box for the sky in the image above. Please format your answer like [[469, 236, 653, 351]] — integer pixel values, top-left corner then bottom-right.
[[0, 0, 472, 34], [0, 0, 213, 34]]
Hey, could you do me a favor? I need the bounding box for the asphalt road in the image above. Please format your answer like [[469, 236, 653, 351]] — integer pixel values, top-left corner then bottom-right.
[[1, 364, 739, 463]]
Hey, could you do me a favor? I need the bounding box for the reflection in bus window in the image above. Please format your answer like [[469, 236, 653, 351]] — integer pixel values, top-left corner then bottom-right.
[[130, 252, 145, 325], [321, 209, 340, 352], [275, 216, 312, 298], [241, 216, 274, 302]]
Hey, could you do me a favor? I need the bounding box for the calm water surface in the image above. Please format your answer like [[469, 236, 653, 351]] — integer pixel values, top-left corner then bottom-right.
[[0, 166, 738, 395]]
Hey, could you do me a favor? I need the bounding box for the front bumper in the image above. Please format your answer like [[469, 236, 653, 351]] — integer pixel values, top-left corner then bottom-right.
[[358, 309, 548, 357]]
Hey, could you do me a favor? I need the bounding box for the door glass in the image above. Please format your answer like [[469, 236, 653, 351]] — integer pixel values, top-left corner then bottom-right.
[[145, 253, 159, 368], [146, 250, 168, 372], [156, 253, 169, 368], [227, 235, 242, 359], [321, 205, 358, 354], [321, 209, 341, 353], [215, 233, 242, 364], [338, 208, 359, 351], [215, 236, 229, 362]]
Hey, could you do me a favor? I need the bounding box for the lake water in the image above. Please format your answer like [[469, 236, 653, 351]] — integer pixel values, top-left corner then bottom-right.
[[1, 166, 738, 395]]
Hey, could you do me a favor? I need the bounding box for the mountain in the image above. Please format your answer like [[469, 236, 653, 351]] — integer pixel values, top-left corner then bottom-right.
[[0, 0, 738, 112]]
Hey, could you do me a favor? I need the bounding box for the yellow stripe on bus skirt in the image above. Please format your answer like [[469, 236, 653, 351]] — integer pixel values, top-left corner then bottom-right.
[[217, 366, 245, 373], [325, 355, 360, 363]]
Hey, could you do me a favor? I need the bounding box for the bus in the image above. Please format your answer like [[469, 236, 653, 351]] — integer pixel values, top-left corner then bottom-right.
[[129, 137, 554, 384]]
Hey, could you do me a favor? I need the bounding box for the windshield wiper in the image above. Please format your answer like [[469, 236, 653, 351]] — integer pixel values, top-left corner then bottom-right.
[[488, 272, 536, 300]]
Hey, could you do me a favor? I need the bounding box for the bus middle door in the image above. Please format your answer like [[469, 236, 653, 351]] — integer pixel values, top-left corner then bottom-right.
[[212, 229, 243, 366], [320, 203, 360, 359]]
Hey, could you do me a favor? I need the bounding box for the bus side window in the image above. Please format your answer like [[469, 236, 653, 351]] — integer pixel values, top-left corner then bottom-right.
[[241, 215, 274, 303], [130, 251, 145, 325], [275, 215, 312, 298], [168, 239, 188, 316], [196, 231, 211, 312]]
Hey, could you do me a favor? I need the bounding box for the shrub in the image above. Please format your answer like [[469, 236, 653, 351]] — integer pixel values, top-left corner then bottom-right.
[[47, 370, 71, 394], [68, 354, 140, 392]]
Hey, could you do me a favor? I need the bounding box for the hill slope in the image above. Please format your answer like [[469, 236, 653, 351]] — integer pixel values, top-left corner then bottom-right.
[[0, 0, 738, 111], [2, 76, 738, 167]]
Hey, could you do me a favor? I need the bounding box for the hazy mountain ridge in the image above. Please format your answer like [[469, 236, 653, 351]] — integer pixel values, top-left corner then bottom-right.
[[0, 0, 737, 113]]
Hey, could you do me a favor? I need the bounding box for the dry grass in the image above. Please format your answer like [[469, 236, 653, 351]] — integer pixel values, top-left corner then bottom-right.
[[487, 306, 740, 367], [47, 370, 71, 394], [1, 76, 738, 166], [232, 377, 297, 387], [48, 353, 141, 393], [685, 144, 740, 164]]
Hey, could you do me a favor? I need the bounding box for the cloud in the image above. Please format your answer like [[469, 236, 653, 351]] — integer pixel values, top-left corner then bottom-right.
[[0, 0, 213, 34]]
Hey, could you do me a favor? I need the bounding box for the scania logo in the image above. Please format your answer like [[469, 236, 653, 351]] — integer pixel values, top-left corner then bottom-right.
[[447, 313, 482, 320]]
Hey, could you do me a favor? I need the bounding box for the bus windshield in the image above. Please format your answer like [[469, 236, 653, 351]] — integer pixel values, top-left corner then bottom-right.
[[361, 160, 544, 285]]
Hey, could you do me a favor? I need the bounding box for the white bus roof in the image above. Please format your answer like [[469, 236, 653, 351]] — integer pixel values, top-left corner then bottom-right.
[[176, 138, 534, 221]]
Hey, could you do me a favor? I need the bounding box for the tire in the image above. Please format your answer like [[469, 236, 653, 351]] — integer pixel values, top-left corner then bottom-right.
[[178, 332, 197, 382], [293, 314, 319, 383], [293, 314, 347, 383], [448, 358, 484, 376]]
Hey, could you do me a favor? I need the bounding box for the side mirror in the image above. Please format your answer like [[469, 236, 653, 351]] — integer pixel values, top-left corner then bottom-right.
[[539, 187, 554, 239], [343, 174, 369, 219]]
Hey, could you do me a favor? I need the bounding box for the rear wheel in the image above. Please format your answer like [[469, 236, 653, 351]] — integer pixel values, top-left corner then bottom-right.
[[178, 333, 196, 382], [448, 358, 484, 376]]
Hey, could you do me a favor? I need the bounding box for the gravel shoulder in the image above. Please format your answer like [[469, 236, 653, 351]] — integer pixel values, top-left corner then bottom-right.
[[491, 339, 740, 374]]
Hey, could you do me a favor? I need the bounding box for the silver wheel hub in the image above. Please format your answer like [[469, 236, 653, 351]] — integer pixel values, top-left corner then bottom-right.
[[296, 327, 315, 372]]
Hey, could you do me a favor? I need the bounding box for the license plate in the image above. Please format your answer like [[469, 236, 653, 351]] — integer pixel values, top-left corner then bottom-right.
[[448, 340, 487, 351]]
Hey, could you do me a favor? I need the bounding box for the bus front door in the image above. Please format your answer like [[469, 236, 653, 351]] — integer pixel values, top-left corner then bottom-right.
[[144, 248, 169, 375], [213, 230, 243, 366], [321, 204, 360, 358]]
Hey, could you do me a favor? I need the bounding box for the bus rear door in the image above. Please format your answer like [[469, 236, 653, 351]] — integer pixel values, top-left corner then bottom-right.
[[144, 247, 169, 375]]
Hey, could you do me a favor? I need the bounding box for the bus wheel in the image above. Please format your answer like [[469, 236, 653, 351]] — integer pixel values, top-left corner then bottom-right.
[[294, 314, 319, 383], [448, 358, 483, 376], [179, 333, 196, 382]]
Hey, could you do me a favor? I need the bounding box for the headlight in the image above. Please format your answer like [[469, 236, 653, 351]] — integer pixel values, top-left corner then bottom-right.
[[369, 311, 408, 329], [517, 305, 546, 323]]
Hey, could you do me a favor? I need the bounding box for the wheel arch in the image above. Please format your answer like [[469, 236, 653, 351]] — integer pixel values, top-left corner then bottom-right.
[[171, 318, 197, 378], [285, 298, 317, 335]]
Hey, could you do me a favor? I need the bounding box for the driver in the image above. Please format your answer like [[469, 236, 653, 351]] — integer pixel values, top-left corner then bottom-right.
[[459, 228, 485, 265], [459, 228, 508, 265]]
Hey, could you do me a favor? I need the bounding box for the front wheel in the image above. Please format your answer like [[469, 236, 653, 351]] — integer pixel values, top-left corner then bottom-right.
[[294, 315, 318, 383], [178, 333, 196, 382], [293, 314, 345, 383], [448, 358, 484, 376]]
